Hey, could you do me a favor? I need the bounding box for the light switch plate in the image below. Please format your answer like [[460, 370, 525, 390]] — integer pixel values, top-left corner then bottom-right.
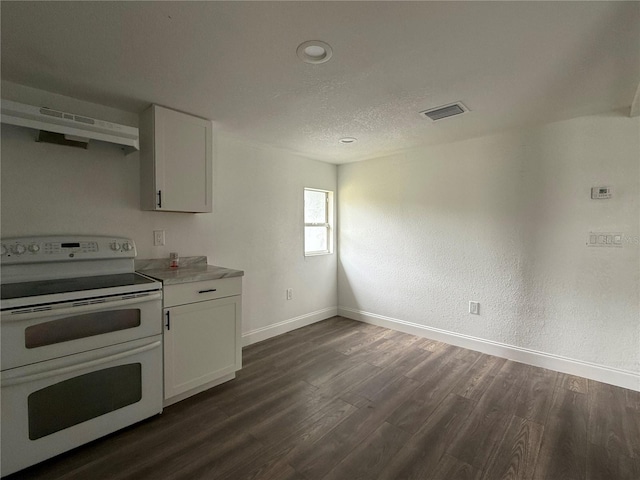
[[153, 230, 165, 246]]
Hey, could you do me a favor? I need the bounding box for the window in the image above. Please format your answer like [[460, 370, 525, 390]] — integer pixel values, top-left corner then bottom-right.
[[304, 188, 334, 256]]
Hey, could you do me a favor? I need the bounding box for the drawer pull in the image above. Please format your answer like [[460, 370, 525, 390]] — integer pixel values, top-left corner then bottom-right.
[[198, 289, 217, 294]]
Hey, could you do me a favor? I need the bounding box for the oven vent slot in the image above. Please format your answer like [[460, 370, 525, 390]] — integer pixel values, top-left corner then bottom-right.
[[10, 306, 52, 315], [33, 306, 53, 312], [121, 293, 151, 300], [72, 298, 106, 307]]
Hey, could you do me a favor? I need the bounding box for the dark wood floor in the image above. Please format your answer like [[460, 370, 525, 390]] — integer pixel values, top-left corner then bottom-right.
[[8, 316, 640, 480]]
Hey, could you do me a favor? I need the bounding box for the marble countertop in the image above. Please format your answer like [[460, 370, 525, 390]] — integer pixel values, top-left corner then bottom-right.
[[136, 256, 244, 285]]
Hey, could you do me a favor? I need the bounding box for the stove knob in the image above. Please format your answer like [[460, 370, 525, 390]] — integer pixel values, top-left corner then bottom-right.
[[12, 244, 26, 255], [122, 242, 133, 251], [28, 244, 40, 253], [110, 242, 121, 251], [1, 244, 7, 256]]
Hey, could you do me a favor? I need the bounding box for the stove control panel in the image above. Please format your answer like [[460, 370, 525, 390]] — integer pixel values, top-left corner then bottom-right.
[[0, 236, 137, 264]]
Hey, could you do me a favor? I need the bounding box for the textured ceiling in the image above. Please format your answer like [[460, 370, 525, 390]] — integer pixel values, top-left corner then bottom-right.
[[2, 1, 639, 164]]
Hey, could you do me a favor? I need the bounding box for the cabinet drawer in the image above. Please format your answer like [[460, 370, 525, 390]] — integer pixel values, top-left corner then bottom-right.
[[164, 277, 241, 307]]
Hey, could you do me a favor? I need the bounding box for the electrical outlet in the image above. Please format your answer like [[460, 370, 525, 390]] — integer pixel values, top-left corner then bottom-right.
[[286, 288, 293, 300], [153, 230, 165, 246], [469, 301, 480, 315]]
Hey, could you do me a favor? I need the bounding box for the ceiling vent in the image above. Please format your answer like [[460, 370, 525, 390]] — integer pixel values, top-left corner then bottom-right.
[[419, 102, 468, 121]]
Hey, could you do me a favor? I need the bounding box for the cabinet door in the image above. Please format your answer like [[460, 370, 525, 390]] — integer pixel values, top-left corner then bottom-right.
[[163, 296, 239, 400], [154, 105, 212, 213]]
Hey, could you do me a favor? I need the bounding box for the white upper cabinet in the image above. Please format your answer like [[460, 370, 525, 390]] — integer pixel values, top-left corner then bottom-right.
[[140, 105, 213, 213]]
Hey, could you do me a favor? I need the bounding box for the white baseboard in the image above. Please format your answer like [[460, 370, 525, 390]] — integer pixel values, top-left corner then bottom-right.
[[338, 306, 640, 392], [163, 372, 236, 408], [242, 306, 338, 346]]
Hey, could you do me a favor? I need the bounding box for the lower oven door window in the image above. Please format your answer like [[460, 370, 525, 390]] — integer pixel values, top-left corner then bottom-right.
[[28, 363, 142, 440], [1, 336, 162, 477]]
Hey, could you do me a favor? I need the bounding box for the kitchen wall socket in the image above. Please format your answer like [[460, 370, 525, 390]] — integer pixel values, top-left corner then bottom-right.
[[286, 288, 293, 300], [153, 230, 165, 246], [469, 301, 480, 315]]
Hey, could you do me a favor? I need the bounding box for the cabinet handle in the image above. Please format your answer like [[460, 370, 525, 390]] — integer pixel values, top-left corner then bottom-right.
[[157, 190, 162, 208], [165, 310, 170, 330], [198, 289, 217, 294]]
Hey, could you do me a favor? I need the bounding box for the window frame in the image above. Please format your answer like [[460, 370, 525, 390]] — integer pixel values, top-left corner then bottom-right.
[[303, 187, 334, 256]]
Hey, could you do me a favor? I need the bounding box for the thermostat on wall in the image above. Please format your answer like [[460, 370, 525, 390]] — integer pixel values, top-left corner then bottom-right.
[[591, 186, 611, 199], [587, 231, 623, 247]]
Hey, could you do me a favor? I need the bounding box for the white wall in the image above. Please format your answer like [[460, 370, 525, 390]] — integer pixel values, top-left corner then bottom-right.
[[211, 135, 338, 342], [3, 82, 638, 388], [338, 111, 640, 387], [0, 83, 338, 343]]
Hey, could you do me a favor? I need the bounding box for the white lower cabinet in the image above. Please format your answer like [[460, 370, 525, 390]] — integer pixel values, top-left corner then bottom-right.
[[162, 278, 242, 406]]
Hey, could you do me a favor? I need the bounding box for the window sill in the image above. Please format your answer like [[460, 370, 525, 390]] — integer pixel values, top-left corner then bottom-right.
[[304, 251, 333, 257]]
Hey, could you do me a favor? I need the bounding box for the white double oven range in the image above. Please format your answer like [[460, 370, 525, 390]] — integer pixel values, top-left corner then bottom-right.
[[0, 236, 163, 477]]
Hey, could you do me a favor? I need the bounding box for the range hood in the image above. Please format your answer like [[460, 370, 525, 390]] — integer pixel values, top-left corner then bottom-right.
[[1, 99, 139, 152]]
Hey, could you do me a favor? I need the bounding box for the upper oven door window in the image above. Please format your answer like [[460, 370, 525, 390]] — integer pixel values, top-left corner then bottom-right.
[[25, 309, 141, 348], [1, 293, 162, 371]]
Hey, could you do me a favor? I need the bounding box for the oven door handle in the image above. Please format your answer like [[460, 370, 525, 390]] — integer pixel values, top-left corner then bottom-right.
[[1, 291, 163, 322], [1, 340, 161, 387]]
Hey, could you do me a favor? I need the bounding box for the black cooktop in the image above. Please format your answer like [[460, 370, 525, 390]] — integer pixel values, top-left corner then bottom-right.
[[0, 273, 158, 300]]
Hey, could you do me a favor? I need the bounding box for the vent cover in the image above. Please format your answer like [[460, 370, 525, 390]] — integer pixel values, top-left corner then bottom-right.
[[40, 107, 96, 126], [37, 131, 89, 149], [420, 102, 468, 121], [1, 99, 139, 151]]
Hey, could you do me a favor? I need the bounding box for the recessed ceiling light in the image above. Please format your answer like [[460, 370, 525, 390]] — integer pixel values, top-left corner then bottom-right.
[[339, 137, 357, 144], [297, 40, 333, 64]]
